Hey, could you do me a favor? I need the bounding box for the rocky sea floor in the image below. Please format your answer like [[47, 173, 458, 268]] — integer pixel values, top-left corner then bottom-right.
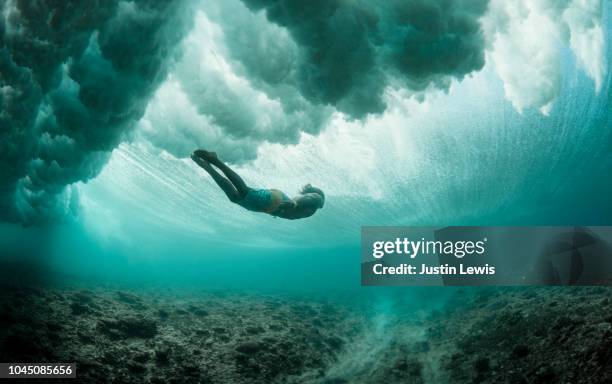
[[0, 283, 610, 383]]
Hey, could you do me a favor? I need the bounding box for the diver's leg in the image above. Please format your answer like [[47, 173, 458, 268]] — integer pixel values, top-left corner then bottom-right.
[[192, 156, 241, 203], [194, 150, 249, 197], [212, 160, 250, 197]]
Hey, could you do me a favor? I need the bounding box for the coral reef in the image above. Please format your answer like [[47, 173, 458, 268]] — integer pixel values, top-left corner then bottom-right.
[[1, 284, 610, 383]]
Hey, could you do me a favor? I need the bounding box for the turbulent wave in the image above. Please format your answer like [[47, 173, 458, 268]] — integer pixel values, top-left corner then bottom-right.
[[1, 0, 609, 225], [81, 62, 611, 250]]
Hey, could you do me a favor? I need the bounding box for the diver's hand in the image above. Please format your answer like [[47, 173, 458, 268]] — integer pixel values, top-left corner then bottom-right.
[[301, 183, 312, 193], [277, 200, 296, 213], [280, 201, 296, 208]]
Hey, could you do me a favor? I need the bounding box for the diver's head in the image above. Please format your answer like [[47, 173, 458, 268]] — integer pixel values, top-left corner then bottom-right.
[[300, 184, 325, 208], [293, 188, 324, 218], [273, 187, 324, 220]]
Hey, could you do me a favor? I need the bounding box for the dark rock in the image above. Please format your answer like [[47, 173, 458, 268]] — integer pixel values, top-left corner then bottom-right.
[[393, 357, 422, 376], [78, 332, 94, 344], [269, 323, 283, 331], [533, 365, 558, 384], [127, 361, 146, 373], [46, 322, 62, 332], [155, 348, 170, 365], [325, 336, 343, 351], [133, 352, 150, 363], [415, 341, 430, 353], [245, 326, 265, 335], [218, 334, 231, 342], [266, 301, 281, 309], [70, 302, 91, 315], [180, 364, 201, 377], [593, 336, 612, 365], [98, 317, 158, 339], [488, 300, 506, 310], [507, 373, 529, 384], [236, 341, 265, 354], [262, 336, 279, 345], [78, 360, 107, 382], [73, 291, 94, 303], [102, 352, 120, 365], [322, 378, 349, 384], [473, 357, 490, 373], [193, 308, 209, 317], [188, 305, 209, 317], [511, 344, 530, 358], [553, 316, 573, 330], [291, 304, 317, 316], [2, 328, 46, 359], [0, 303, 15, 324], [320, 304, 336, 314], [116, 291, 141, 305], [158, 309, 169, 319], [115, 292, 145, 310]]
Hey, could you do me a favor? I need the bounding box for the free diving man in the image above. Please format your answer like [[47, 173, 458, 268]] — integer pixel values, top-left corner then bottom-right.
[[191, 150, 324, 220]]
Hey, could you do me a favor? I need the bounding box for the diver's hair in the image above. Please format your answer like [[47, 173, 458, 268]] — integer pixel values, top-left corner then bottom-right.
[[301, 184, 325, 208]]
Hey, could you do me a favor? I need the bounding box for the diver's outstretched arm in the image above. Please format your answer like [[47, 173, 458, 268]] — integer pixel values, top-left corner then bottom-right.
[[192, 155, 242, 203], [302, 183, 324, 196]]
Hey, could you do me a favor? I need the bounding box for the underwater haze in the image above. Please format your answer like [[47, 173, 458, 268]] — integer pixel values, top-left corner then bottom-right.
[[1, 0, 611, 383]]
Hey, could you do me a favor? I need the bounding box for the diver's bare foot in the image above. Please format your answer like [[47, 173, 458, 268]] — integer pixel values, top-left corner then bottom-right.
[[191, 153, 202, 162], [191, 153, 210, 167], [194, 149, 218, 162]]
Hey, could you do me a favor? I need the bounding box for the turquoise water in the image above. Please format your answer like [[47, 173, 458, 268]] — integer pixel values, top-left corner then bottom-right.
[[1, 2, 609, 300], [4, 55, 610, 288], [1, 28, 610, 296], [1, 70, 609, 308], [1, 3, 611, 382]]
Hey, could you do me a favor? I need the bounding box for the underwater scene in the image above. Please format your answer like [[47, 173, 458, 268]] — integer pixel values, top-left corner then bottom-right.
[[1, 0, 611, 383]]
